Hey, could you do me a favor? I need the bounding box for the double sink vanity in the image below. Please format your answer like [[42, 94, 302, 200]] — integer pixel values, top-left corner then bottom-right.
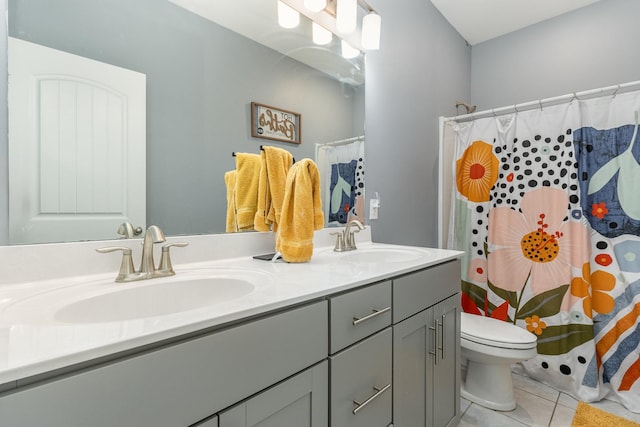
[[0, 227, 462, 427]]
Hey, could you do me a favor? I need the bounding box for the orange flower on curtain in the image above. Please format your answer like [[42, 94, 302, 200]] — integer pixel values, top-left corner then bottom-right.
[[487, 187, 590, 295], [570, 262, 616, 318], [456, 140, 499, 202]]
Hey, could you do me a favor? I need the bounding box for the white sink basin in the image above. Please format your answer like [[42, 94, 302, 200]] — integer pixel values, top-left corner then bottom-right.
[[55, 276, 255, 323], [1, 267, 271, 325]]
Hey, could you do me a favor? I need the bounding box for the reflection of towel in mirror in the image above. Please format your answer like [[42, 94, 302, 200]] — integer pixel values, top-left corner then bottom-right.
[[234, 153, 261, 230], [224, 170, 237, 232], [277, 159, 324, 263], [254, 146, 294, 231]]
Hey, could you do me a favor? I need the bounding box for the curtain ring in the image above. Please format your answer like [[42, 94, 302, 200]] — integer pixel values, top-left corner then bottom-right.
[[491, 108, 496, 117], [539, 99, 543, 110], [514, 104, 519, 113]]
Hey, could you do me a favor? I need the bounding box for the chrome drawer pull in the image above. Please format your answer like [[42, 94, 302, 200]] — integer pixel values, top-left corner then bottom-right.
[[429, 319, 439, 365], [440, 313, 446, 360], [352, 306, 391, 326], [352, 383, 391, 415]]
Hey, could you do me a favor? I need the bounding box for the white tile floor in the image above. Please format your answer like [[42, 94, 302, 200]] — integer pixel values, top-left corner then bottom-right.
[[458, 371, 640, 427]]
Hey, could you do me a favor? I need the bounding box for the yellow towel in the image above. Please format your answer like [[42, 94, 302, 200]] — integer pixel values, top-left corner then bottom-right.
[[234, 153, 261, 230], [253, 146, 294, 231], [224, 170, 237, 232], [277, 158, 324, 263]]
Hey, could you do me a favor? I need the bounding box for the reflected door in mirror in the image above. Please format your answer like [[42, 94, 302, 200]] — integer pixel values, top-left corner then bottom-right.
[[8, 38, 146, 244]]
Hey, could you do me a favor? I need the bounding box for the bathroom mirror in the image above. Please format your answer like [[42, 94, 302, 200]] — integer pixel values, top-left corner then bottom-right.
[[6, 0, 365, 244]]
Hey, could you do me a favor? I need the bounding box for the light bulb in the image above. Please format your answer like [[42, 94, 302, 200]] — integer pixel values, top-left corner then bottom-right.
[[304, 0, 327, 12], [336, 0, 357, 34], [361, 12, 381, 50], [341, 40, 360, 59], [277, 1, 300, 29], [312, 22, 332, 45]]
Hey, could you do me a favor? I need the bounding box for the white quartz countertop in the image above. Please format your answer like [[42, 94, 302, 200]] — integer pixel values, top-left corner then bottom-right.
[[0, 231, 463, 388]]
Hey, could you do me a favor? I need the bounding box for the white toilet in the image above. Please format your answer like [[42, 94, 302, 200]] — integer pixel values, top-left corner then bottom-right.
[[460, 312, 538, 411]]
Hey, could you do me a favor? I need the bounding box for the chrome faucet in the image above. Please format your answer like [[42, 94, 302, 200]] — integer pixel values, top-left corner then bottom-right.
[[331, 219, 365, 252], [97, 225, 188, 282]]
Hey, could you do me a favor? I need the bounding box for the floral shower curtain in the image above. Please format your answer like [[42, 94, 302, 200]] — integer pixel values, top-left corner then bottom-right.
[[449, 90, 640, 412]]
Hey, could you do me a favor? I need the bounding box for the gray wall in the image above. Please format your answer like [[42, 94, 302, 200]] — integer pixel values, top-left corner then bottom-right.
[[5, 0, 362, 239], [471, 0, 640, 109], [0, 0, 7, 244], [365, 0, 471, 246]]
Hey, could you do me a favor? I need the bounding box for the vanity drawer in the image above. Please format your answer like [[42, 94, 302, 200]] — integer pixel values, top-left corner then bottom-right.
[[393, 260, 461, 323], [330, 327, 392, 427], [329, 280, 392, 354]]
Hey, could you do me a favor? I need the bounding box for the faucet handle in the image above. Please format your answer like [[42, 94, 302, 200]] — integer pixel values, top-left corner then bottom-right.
[[158, 242, 189, 275], [330, 232, 346, 252], [96, 246, 136, 282]]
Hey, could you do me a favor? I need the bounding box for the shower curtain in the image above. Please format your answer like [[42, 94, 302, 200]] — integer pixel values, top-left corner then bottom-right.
[[315, 138, 365, 226], [449, 91, 640, 412]]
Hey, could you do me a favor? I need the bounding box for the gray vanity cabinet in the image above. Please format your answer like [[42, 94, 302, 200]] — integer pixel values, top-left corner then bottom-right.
[[392, 260, 461, 427], [192, 415, 218, 427], [219, 361, 328, 427]]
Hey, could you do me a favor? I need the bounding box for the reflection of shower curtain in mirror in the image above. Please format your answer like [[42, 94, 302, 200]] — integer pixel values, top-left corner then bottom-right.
[[316, 138, 365, 226], [449, 91, 640, 413]]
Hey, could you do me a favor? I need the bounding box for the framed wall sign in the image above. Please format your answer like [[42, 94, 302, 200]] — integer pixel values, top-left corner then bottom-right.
[[251, 102, 301, 144]]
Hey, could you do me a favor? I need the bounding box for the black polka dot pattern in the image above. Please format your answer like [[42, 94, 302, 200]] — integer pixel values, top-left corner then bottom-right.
[[465, 130, 579, 252]]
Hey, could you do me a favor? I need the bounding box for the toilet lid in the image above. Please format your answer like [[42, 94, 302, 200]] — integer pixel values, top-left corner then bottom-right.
[[461, 312, 537, 349]]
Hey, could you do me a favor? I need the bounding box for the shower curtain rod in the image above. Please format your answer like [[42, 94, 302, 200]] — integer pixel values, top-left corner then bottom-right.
[[315, 135, 364, 147], [443, 79, 640, 123]]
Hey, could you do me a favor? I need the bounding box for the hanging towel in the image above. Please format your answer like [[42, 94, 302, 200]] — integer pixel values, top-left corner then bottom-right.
[[224, 170, 237, 232], [276, 158, 324, 263], [234, 153, 261, 230], [253, 146, 294, 231]]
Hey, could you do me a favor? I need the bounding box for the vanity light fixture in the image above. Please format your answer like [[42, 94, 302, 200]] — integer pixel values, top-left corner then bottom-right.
[[304, 0, 327, 12], [336, 0, 357, 34], [341, 40, 360, 59], [278, 0, 300, 28], [312, 22, 333, 45], [278, 0, 380, 53], [361, 11, 381, 50]]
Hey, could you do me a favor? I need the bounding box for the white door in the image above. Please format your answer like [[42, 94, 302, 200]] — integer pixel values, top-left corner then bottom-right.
[[8, 37, 146, 244]]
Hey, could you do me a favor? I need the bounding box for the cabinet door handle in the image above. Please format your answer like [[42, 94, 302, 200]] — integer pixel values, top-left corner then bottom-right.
[[352, 383, 391, 415], [440, 313, 446, 360], [429, 319, 439, 365], [352, 306, 391, 326]]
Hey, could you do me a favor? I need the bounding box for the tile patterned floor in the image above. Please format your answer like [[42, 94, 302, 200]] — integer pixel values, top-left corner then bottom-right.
[[459, 372, 640, 426]]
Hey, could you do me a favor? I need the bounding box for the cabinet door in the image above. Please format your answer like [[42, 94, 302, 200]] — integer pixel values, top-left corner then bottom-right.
[[432, 295, 460, 427], [392, 309, 432, 427], [393, 294, 460, 427], [219, 361, 328, 427]]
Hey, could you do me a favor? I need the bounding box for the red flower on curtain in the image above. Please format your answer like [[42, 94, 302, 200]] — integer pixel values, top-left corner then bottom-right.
[[591, 202, 609, 219]]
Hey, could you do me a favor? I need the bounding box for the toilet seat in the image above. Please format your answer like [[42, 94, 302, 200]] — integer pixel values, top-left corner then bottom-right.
[[461, 312, 537, 350]]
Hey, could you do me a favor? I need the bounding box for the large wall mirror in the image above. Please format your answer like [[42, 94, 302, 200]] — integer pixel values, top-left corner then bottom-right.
[[6, 0, 365, 244]]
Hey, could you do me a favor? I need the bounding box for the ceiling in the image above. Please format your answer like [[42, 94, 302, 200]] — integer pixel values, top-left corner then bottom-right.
[[430, 0, 602, 45]]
